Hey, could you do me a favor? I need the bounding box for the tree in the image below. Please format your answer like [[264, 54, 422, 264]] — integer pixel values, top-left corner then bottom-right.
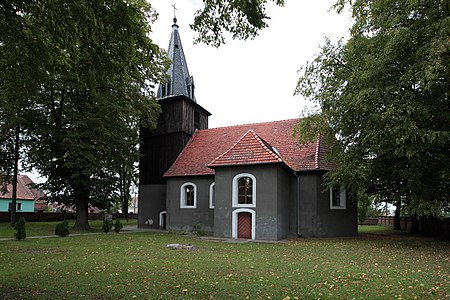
[[0, 0, 169, 229], [116, 140, 139, 219], [357, 192, 370, 226], [1, 0, 290, 230], [0, 120, 19, 226], [295, 1, 450, 220], [14, 217, 26, 241], [191, 0, 285, 47], [0, 74, 34, 226]]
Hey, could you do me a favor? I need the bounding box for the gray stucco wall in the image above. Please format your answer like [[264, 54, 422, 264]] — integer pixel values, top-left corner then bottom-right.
[[162, 168, 356, 239], [166, 176, 215, 233], [213, 164, 293, 241], [276, 166, 292, 240], [298, 171, 357, 237], [138, 184, 166, 229], [288, 176, 299, 236]]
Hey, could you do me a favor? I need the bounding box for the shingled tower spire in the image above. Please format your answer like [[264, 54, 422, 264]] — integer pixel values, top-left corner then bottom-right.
[[157, 16, 196, 101], [138, 16, 210, 229]]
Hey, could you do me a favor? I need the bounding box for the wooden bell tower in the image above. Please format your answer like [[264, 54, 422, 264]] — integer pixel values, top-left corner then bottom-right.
[[138, 17, 211, 228]]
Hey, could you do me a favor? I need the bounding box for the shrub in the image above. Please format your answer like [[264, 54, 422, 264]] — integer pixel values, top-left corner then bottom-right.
[[102, 220, 113, 234], [192, 223, 205, 236], [114, 219, 123, 233], [55, 220, 70, 237], [14, 217, 26, 241]]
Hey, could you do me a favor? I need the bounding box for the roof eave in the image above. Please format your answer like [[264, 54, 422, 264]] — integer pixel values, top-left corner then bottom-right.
[[158, 95, 212, 116], [208, 161, 291, 170], [163, 172, 215, 178]]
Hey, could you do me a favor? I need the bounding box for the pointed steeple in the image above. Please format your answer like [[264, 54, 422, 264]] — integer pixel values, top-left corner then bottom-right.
[[157, 17, 196, 102]]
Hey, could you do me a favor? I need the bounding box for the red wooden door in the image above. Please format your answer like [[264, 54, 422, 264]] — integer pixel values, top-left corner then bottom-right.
[[237, 212, 252, 239]]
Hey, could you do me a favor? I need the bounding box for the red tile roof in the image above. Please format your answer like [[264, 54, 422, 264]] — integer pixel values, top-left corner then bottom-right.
[[0, 175, 36, 200], [21, 175, 45, 200], [164, 118, 333, 177], [209, 130, 283, 167]]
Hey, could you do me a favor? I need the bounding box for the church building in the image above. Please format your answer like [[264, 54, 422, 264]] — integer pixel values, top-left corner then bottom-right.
[[138, 18, 357, 240]]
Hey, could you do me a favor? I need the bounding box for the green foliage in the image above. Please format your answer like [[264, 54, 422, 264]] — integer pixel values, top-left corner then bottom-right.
[[0, 0, 170, 229], [357, 194, 371, 226], [366, 199, 385, 218], [114, 219, 123, 233], [13, 217, 26, 241], [55, 220, 70, 237], [192, 223, 205, 236], [191, 0, 285, 47], [0, 219, 137, 238], [295, 0, 450, 217], [102, 220, 113, 234]]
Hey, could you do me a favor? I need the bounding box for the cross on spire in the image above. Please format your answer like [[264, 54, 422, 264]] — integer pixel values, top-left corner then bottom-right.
[[172, 4, 177, 23]]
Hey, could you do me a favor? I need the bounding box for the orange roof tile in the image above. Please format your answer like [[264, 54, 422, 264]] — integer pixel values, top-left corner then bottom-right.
[[0, 175, 35, 200], [164, 119, 333, 177], [209, 130, 283, 167]]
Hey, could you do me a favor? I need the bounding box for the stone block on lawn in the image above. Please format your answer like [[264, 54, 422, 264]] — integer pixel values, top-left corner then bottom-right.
[[166, 243, 196, 251]]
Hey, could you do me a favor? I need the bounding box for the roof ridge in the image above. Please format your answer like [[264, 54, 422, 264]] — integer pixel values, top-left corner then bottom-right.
[[208, 130, 250, 166], [208, 129, 283, 167], [164, 118, 334, 178], [17, 176, 36, 199], [206, 118, 302, 131], [249, 130, 283, 163], [0, 174, 36, 200], [314, 134, 321, 169]]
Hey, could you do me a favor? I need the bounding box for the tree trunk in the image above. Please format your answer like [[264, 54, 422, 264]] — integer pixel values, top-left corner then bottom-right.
[[74, 198, 91, 230], [10, 125, 20, 227], [394, 198, 401, 230], [119, 169, 129, 219], [73, 181, 91, 230], [122, 196, 129, 220]]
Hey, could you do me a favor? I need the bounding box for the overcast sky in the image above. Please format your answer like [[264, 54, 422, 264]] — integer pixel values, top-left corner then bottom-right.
[[149, 0, 352, 128]]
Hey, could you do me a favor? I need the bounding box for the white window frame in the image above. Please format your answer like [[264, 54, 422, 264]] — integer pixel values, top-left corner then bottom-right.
[[232, 208, 256, 240], [159, 211, 167, 229], [9, 202, 22, 211], [180, 182, 197, 208], [330, 185, 346, 210], [232, 173, 256, 208], [209, 182, 215, 209]]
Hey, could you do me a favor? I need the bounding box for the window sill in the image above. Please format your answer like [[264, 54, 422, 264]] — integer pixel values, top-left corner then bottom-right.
[[232, 204, 256, 208], [330, 206, 346, 210]]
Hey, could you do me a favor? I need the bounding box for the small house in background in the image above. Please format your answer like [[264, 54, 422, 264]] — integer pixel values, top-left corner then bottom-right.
[[20, 175, 47, 211], [0, 175, 43, 212]]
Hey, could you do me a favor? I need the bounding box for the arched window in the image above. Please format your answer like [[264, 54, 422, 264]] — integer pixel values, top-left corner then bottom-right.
[[232, 173, 256, 208], [209, 182, 215, 209], [180, 182, 197, 208], [238, 177, 253, 204]]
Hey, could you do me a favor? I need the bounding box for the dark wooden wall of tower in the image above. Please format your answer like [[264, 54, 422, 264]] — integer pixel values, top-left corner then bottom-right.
[[139, 95, 210, 185]]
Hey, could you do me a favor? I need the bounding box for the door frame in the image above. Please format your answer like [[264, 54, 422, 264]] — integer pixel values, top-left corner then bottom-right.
[[159, 211, 167, 229], [232, 208, 255, 240]]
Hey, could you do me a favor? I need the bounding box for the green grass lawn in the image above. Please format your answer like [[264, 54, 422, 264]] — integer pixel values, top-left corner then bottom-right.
[[0, 231, 448, 299], [0, 221, 390, 239], [0, 219, 137, 238], [357, 224, 399, 234]]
